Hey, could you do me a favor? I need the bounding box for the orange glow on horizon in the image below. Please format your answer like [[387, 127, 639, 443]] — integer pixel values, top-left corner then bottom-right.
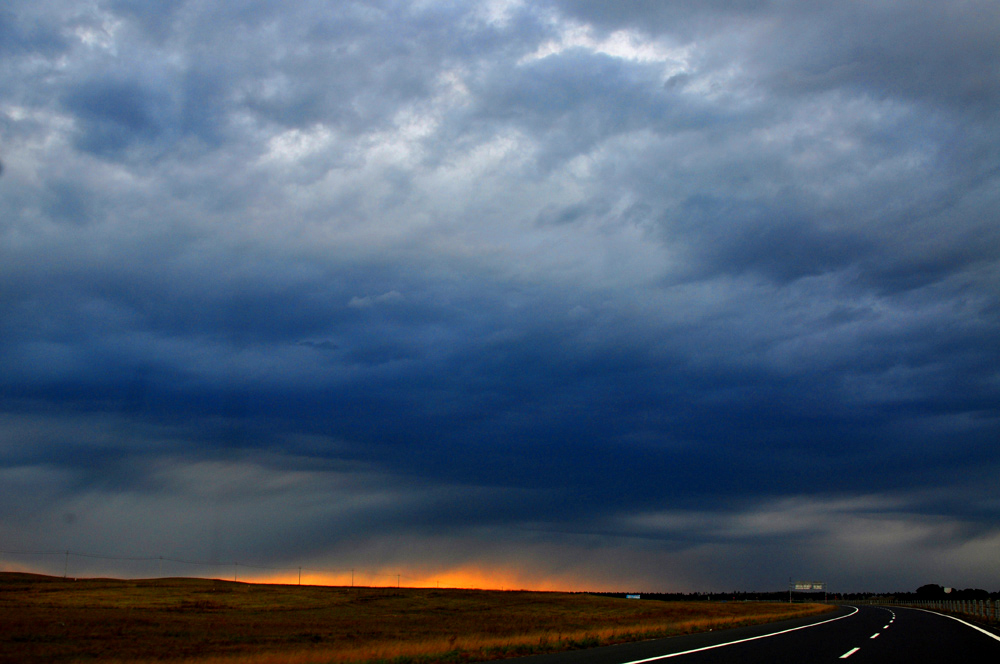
[[247, 565, 592, 592], [1, 560, 599, 592]]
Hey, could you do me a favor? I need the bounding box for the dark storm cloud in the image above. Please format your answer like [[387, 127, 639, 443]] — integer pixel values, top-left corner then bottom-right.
[[469, 50, 727, 174], [1, 0, 998, 590], [0, 7, 68, 55], [62, 77, 177, 156]]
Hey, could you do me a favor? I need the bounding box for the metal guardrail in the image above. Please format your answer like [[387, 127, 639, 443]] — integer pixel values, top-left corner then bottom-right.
[[846, 598, 1000, 623]]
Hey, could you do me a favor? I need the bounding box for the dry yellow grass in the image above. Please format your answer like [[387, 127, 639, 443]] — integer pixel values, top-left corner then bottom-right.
[[0, 572, 833, 664], [175, 611, 831, 664]]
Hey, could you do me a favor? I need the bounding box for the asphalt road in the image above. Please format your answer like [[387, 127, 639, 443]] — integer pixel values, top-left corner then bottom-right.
[[504, 604, 1000, 664]]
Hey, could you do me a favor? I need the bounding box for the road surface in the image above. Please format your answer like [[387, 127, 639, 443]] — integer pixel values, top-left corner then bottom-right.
[[503, 604, 1000, 664]]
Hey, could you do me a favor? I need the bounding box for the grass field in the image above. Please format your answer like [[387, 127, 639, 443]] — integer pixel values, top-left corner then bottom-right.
[[0, 572, 834, 664]]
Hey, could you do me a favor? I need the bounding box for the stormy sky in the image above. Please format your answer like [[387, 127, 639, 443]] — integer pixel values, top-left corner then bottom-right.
[[2, 1, 999, 592]]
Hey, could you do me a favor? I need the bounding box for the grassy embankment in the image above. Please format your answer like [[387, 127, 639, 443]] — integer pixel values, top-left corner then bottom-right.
[[0, 572, 834, 664]]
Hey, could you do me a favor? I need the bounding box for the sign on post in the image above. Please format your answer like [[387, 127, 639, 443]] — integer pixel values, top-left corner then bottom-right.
[[788, 580, 827, 602], [791, 582, 826, 591]]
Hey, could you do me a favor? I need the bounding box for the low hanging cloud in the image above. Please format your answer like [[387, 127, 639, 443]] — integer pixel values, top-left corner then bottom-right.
[[1, 0, 998, 592], [348, 290, 405, 308]]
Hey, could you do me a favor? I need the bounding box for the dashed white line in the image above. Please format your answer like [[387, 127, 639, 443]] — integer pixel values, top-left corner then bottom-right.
[[870, 632, 880, 639], [840, 647, 861, 658]]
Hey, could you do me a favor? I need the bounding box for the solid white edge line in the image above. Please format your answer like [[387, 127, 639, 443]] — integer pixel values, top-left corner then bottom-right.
[[904, 607, 1000, 643], [839, 647, 860, 658], [618, 606, 860, 664]]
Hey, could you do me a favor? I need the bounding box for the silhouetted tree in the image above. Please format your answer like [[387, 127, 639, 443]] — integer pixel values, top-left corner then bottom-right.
[[953, 588, 989, 599], [915, 584, 945, 598]]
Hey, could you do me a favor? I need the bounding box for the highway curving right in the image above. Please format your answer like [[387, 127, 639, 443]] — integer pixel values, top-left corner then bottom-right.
[[500, 604, 1000, 664]]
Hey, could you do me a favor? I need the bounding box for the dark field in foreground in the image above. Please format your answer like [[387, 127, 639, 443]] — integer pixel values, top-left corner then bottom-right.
[[0, 573, 834, 664]]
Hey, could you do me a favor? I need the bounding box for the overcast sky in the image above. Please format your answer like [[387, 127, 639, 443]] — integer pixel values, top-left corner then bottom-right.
[[2, 0, 999, 593]]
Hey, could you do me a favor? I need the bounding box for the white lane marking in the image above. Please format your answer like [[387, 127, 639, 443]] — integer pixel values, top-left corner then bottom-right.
[[905, 607, 1000, 643], [870, 633, 879, 639], [883, 624, 889, 629], [840, 647, 860, 658], [618, 607, 860, 664]]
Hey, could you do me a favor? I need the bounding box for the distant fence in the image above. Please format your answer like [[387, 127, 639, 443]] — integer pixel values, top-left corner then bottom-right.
[[847, 598, 1000, 624]]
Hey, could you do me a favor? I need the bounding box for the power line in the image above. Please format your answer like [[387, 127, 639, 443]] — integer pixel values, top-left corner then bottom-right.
[[0, 548, 408, 586]]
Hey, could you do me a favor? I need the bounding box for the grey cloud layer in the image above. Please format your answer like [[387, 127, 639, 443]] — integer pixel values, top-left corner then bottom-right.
[[1, 0, 998, 590]]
